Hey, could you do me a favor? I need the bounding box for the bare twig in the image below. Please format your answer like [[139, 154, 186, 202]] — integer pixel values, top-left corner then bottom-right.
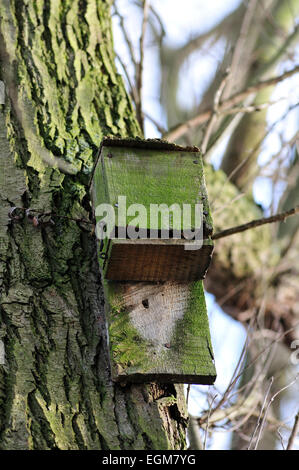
[[164, 65, 299, 141], [221, 62, 299, 110], [277, 427, 286, 450], [197, 317, 298, 437], [254, 375, 299, 450], [210, 103, 298, 200], [143, 111, 167, 134], [148, 3, 166, 45], [199, 319, 255, 425], [115, 53, 138, 104], [248, 376, 274, 450], [224, 0, 258, 98], [220, 99, 284, 116], [136, 0, 150, 132], [186, 384, 191, 406], [253, 130, 299, 179], [206, 323, 299, 428], [203, 394, 218, 450], [212, 206, 299, 240], [113, 8, 137, 68], [201, 69, 230, 154], [211, 192, 245, 214], [286, 410, 299, 450], [113, 5, 140, 111], [133, 1, 165, 47], [257, 25, 299, 78], [203, 27, 299, 156]]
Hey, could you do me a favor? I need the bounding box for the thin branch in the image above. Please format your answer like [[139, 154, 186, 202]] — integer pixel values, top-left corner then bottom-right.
[[164, 65, 299, 141], [212, 206, 299, 240], [113, 8, 137, 68], [254, 375, 299, 450], [256, 25, 299, 78], [136, 0, 150, 132], [212, 192, 245, 214], [248, 376, 274, 450], [220, 99, 284, 116], [204, 26, 299, 157], [210, 103, 298, 199], [197, 322, 299, 435], [199, 319, 255, 424], [143, 111, 167, 134], [115, 53, 138, 104], [186, 384, 191, 406], [277, 427, 286, 450], [203, 394, 218, 450], [287, 410, 299, 450], [221, 61, 299, 111], [132, 1, 166, 47], [201, 69, 230, 154], [253, 130, 299, 179], [224, 0, 258, 98]]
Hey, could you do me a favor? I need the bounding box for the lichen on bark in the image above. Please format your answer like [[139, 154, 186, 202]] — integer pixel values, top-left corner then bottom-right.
[[0, 0, 187, 450]]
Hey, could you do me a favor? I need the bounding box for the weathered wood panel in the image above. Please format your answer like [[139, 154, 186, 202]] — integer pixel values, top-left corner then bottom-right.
[[105, 280, 216, 384]]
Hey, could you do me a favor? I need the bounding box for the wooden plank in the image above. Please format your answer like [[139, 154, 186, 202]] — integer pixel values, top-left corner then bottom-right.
[[103, 238, 213, 281], [104, 279, 216, 384]]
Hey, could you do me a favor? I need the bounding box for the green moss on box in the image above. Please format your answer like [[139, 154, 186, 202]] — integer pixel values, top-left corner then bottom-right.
[[104, 280, 216, 384]]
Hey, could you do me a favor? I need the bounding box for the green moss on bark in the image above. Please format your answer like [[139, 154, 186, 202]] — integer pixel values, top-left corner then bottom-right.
[[0, 0, 189, 450]]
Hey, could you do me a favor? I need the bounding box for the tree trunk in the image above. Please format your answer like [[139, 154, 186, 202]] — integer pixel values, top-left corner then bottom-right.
[[0, 0, 188, 450]]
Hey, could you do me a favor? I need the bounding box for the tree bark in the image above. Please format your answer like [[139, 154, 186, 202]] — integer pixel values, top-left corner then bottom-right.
[[0, 0, 187, 450]]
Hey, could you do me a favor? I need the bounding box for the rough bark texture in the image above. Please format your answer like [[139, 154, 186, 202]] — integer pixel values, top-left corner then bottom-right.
[[1, 0, 297, 451], [0, 0, 188, 450]]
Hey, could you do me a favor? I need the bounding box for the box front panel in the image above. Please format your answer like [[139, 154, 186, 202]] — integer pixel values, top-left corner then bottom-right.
[[101, 146, 212, 234], [105, 280, 216, 384]]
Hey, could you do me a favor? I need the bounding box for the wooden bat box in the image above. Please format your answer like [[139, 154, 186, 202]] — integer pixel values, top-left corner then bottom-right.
[[91, 138, 216, 385]]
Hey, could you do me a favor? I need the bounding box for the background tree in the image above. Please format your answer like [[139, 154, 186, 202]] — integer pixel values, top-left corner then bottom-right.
[[0, 0, 298, 450], [113, 0, 299, 450]]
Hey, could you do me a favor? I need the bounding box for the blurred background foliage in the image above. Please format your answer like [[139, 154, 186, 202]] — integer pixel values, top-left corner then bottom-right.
[[112, 0, 299, 450]]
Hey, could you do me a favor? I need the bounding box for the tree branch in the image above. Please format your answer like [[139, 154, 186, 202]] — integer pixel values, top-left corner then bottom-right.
[[224, 0, 258, 98], [253, 375, 299, 450], [136, 0, 150, 132], [286, 411, 299, 450], [164, 65, 299, 141], [212, 206, 299, 240], [201, 69, 230, 154]]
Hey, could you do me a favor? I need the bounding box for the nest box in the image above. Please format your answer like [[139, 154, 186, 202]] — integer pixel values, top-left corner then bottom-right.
[[92, 138, 214, 282], [91, 138, 216, 385]]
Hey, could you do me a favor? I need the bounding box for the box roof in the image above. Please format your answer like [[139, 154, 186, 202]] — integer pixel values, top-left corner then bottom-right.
[[100, 136, 201, 153]]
